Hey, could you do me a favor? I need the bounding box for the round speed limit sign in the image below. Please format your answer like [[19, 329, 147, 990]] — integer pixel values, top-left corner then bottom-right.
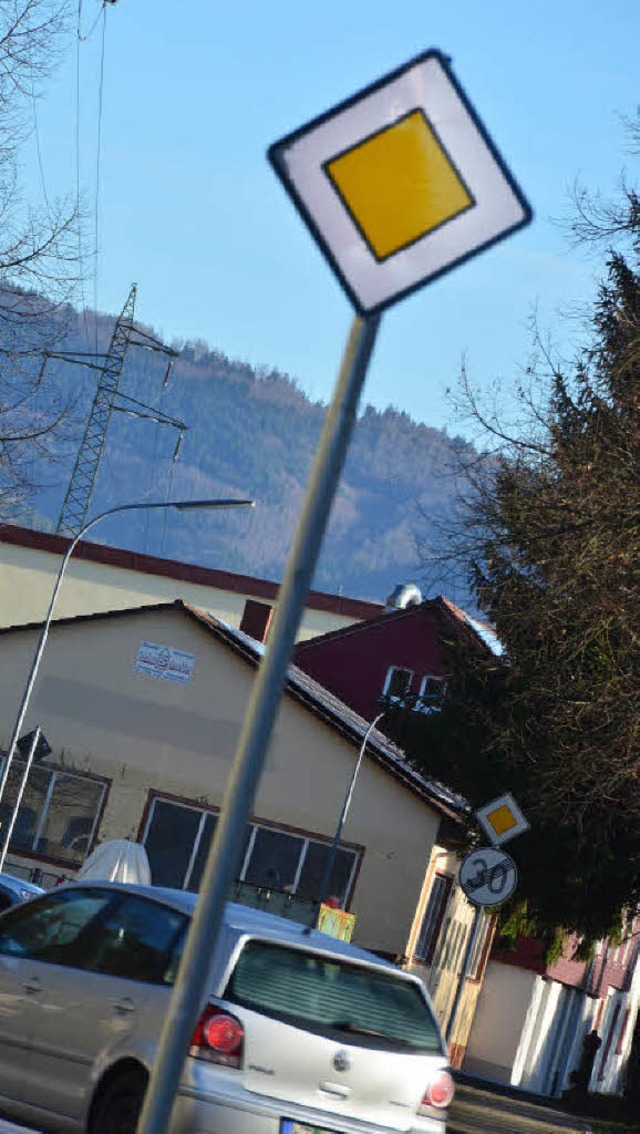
[[459, 847, 517, 907]]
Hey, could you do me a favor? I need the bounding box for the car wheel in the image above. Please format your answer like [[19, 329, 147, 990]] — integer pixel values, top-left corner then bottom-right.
[[88, 1065, 148, 1134]]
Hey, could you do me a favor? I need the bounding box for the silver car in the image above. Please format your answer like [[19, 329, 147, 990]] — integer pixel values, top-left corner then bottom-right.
[[0, 872, 43, 913], [0, 881, 454, 1133]]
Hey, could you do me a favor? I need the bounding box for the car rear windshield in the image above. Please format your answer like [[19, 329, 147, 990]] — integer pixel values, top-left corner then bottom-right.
[[224, 938, 443, 1054]]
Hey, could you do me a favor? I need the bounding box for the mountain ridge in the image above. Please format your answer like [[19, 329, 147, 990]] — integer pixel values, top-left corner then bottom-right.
[[13, 304, 472, 606]]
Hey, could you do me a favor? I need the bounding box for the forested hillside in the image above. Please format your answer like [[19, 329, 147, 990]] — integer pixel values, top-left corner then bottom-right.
[[14, 305, 472, 604]]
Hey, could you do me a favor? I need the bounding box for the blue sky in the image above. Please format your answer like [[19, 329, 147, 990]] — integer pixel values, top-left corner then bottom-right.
[[26, 0, 640, 435]]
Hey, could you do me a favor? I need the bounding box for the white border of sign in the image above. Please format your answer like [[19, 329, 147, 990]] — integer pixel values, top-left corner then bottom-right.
[[269, 49, 532, 314]]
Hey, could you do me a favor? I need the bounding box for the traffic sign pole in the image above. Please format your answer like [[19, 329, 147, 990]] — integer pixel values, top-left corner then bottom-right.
[[136, 313, 381, 1134]]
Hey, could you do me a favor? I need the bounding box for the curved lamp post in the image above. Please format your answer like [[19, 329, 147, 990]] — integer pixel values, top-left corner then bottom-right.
[[314, 710, 385, 917], [0, 497, 255, 858]]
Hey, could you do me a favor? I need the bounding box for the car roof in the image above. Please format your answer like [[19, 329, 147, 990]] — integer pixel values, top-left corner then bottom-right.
[[54, 880, 400, 973]]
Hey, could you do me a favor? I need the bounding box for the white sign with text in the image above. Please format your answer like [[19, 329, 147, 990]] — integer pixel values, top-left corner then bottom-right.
[[134, 641, 195, 684]]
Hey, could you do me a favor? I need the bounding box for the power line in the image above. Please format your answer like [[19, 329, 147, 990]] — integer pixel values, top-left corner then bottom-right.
[[93, 3, 107, 350], [30, 75, 51, 211], [78, 0, 106, 43], [75, 0, 97, 346]]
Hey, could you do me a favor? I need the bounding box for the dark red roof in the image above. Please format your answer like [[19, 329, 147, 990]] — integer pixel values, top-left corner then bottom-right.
[[0, 522, 383, 621]]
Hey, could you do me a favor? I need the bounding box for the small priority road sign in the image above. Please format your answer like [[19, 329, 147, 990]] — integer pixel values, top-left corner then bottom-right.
[[459, 846, 518, 907], [476, 792, 529, 848], [268, 49, 532, 314]]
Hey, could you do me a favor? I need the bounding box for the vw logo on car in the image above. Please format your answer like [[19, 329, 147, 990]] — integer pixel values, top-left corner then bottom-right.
[[333, 1048, 351, 1072]]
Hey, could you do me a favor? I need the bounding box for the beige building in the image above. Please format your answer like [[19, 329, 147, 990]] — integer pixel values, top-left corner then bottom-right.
[[0, 523, 382, 640], [0, 600, 463, 959]]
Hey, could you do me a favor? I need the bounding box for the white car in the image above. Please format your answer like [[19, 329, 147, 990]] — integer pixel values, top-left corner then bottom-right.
[[0, 881, 454, 1133]]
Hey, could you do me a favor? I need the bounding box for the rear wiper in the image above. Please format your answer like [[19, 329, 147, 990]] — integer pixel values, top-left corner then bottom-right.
[[328, 1020, 391, 1040]]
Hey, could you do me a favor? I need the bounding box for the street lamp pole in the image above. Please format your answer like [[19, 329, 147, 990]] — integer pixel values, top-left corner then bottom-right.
[[315, 710, 385, 916], [0, 498, 255, 821]]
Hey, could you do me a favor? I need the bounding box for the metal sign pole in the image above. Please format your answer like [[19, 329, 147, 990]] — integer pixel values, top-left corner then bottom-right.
[[0, 727, 41, 872], [136, 311, 381, 1134]]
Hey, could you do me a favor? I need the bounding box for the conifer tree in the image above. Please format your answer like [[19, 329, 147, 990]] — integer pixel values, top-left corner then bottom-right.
[[389, 178, 640, 951]]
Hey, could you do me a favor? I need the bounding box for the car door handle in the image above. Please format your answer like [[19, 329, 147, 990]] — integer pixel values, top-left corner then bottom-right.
[[23, 977, 42, 995], [113, 997, 136, 1015]]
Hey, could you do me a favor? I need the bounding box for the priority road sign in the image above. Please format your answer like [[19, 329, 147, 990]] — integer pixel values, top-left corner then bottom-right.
[[268, 49, 532, 314], [459, 847, 518, 907], [476, 792, 529, 848]]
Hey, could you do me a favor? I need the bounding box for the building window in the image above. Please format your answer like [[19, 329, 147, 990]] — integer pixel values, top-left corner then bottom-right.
[[0, 757, 106, 865], [415, 675, 447, 713], [243, 827, 300, 891], [141, 794, 359, 908], [142, 798, 215, 890], [382, 666, 413, 702], [414, 873, 453, 964]]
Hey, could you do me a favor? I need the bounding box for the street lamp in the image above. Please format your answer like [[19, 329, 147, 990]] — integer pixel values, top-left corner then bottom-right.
[[0, 497, 255, 826], [314, 710, 385, 917]]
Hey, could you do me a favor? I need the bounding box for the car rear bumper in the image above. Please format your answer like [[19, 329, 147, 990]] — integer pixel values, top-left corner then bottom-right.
[[173, 1082, 448, 1134]]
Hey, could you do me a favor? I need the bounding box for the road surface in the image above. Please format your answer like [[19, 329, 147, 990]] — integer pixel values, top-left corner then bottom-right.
[[450, 1080, 594, 1134]]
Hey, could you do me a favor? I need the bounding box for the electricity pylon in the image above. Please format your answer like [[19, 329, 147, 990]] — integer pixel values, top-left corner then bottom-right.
[[50, 284, 186, 537]]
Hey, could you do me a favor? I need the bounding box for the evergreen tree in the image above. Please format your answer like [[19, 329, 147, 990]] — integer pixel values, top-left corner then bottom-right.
[[388, 180, 640, 953]]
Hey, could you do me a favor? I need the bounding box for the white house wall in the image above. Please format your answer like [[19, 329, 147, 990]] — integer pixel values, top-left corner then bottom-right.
[[463, 961, 539, 1083], [517, 983, 591, 1096]]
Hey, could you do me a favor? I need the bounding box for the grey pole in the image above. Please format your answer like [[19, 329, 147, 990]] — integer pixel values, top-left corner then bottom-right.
[[445, 904, 483, 1048], [0, 726, 41, 872], [314, 711, 385, 916], [0, 499, 255, 819], [136, 311, 381, 1134]]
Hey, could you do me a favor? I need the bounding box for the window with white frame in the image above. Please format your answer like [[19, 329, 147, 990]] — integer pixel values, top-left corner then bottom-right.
[[382, 666, 413, 703], [0, 756, 106, 864], [415, 675, 447, 713], [141, 794, 359, 908]]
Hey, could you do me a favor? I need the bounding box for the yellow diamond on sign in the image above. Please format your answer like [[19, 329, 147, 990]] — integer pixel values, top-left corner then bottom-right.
[[486, 804, 518, 836], [325, 110, 473, 261]]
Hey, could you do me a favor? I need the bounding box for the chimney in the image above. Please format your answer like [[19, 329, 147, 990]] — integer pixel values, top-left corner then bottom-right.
[[240, 599, 273, 644]]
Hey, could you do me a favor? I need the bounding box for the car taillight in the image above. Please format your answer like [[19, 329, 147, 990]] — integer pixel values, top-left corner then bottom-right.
[[189, 1005, 244, 1068], [420, 1068, 455, 1112]]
